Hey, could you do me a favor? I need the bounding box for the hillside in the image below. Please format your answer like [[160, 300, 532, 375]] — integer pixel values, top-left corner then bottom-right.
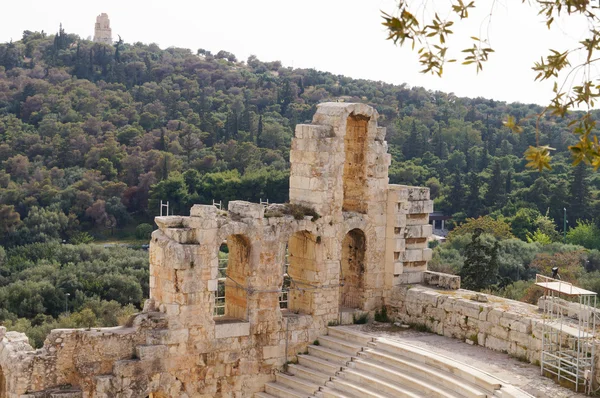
[[2, 27, 598, 246], [3, 27, 600, 346]]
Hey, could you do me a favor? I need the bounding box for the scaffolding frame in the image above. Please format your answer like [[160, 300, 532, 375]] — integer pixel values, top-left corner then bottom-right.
[[536, 274, 598, 394]]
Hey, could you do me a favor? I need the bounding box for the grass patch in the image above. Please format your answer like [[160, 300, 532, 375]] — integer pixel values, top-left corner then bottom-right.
[[408, 322, 434, 333], [468, 334, 478, 345], [327, 320, 340, 327], [353, 312, 369, 324], [374, 307, 390, 323]]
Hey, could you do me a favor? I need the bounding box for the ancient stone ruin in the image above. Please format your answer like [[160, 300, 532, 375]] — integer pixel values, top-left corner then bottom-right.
[[0, 103, 438, 397], [93, 13, 112, 45], [3, 102, 589, 397]]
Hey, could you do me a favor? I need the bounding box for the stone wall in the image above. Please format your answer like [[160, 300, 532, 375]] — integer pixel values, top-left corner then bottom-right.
[[0, 103, 434, 397], [389, 286, 542, 363], [388, 285, 600, 387]]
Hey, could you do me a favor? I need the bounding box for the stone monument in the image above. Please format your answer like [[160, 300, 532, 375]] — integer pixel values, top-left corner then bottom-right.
[[93, 13, 112, 45]]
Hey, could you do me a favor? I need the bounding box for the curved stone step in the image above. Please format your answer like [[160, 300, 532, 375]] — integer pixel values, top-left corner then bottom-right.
[[298, 354, 342, 375], [318, 335, 363, 355], [288, 363, 332, 385], [317, 386, 360, 398], [360, 348, 487, 398], [349, 358, 466, 398], [308, 345, 351, 364], [370, 338, 501, 392], [265, 382, 310, 398], [326, 378, 396, 398], [276, 372, 320, 395], [327, 326, 374, 346], [337, 368, 434, 398]]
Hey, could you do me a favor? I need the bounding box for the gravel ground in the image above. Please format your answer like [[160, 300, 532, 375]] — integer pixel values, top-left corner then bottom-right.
[[344, 323, 589, 398]]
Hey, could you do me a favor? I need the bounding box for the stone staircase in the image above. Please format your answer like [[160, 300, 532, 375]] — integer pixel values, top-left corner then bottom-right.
[[255, 326, 532, 398]]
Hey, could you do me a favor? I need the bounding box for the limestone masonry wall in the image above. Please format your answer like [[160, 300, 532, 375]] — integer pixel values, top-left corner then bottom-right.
[[388, 285, 600, 387], [0, 103, 435, 397]]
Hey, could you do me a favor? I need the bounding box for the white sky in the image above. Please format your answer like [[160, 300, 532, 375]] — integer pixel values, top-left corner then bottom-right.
[[0, 0, 593, 106]]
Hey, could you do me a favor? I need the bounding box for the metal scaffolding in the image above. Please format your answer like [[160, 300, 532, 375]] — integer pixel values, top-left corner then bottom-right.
[[536, 274, 598, 394]]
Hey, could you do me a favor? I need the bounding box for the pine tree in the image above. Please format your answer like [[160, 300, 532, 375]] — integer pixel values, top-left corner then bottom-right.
[[448, 171, 464, 214], [505, 170, 513, 196], [114, 35, 123, 63], [432, 125, 443, 158], [466, 172, 483, 218], [404, 120, 422, 159], [240, 95, 252, 133], [278, 79, 294, 114], [256, 115, 264, 146], [479, 143, 489, 171], [485, 161, 504, 209], [569, 162, 590, 223], [440, 142, 449, 160], [464, 106, 476, 122], [158, 129, 167, 151], [460, 229, 499, 291]]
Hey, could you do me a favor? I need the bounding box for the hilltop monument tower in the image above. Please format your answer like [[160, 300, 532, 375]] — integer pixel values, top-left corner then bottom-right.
[[93, 13, 112, 44]]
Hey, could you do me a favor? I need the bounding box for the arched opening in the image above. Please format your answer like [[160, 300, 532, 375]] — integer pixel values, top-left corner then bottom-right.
[[342, 113, 370, 213], [340, 229, 366, 309], [214, 235, 251, 320], [286, 231, 319, 314], [0, 365, 6, 398]]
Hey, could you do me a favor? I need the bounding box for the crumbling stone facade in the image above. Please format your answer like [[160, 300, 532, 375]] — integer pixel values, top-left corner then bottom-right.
[[0, 103, 434, 397]]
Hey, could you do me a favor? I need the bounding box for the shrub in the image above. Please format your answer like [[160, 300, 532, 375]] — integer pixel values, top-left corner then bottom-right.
[[374, 307, 390, 323], [566, 221, 600, 250], [69, 232, 94, 244], [353, 312, 369, 324], [135, 223, 154, 240], [448, 216, 514, 241]]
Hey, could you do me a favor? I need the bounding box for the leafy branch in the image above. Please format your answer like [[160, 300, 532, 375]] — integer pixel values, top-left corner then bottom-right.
[[383, 0, 600, 171]]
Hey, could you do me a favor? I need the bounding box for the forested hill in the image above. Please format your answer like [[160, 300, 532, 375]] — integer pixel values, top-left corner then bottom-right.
[[0, 28, 597, 246]]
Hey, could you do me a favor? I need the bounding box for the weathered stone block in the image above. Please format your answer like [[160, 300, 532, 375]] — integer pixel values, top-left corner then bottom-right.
[[215, 322, 250, 339], [190, 205, 218, 219], [228, 201, 264, 219]]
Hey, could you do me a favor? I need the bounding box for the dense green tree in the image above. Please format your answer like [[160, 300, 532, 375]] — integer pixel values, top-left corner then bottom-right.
[[485, 161, 504, 209], [566, 221, 600, 251], [460, 229, 500, 290], [465, 172, 483, 218], [569, 163, 590, 224], [509, 208, 543, 241], [149, 173, 189, 215], [447, 171, 464, 214]]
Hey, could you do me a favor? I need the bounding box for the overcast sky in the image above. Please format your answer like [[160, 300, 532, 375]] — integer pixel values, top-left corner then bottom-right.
[[0, 0, 592, 106]]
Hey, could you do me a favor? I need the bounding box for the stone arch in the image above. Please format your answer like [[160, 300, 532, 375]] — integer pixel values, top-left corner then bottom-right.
[[340, 228, 366, 309], [216, 222, 251, 245], [222, 234, 251, 320], [286, 230, 319, 314], [342, 113, 370, 213]]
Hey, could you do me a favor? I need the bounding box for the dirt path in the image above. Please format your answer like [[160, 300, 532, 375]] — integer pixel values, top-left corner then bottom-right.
[[345, 323, 589, 398]]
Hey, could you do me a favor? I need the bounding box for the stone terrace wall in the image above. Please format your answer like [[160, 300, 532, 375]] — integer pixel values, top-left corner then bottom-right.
[[389, 286, 543, 363], [388, 285, 600, 387]]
